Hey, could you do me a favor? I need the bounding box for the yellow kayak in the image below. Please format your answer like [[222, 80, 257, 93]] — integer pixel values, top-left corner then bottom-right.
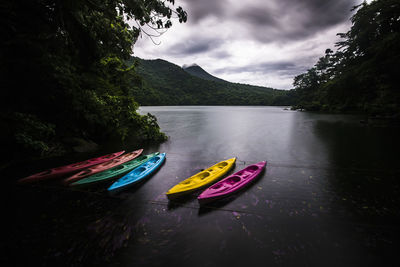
[[166, 158, 236, 198]]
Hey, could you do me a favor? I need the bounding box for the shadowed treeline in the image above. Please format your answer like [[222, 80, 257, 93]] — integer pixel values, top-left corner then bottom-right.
[[0, 0, 187, 162], [292, 0, 400, 117]]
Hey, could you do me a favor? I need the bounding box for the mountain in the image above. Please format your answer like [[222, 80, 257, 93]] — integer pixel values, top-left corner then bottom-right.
[[182, 64, 226, 83], [128, 57, 295, 106]]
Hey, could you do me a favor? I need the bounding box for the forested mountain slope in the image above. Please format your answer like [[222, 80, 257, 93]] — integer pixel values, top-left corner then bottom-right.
[[182, 64, 226, 83], [129, 57, 295, 106]]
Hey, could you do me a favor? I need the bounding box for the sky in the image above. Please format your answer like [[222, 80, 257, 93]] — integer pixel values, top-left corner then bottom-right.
[[133, 0, 370, 89]]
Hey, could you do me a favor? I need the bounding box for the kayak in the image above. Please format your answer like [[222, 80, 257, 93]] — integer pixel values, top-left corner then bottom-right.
[[69, 152, 160, 187], [166, 158, 236, 199], [108, 153, 166, 192], [198, 161, 266, 204], [63, 149, 143, 185], [18, 150, 125, 184]]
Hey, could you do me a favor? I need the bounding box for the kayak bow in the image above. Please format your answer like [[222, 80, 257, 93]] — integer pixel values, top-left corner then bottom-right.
[[63, 149, 143, 185], [18, 150, 125, 184], [108, 153, 166, 192], [70, 152, 160, 187]]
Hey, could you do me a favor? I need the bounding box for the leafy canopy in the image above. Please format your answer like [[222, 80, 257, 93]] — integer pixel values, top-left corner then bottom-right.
[[292, 0, 400, 114], [0, 0, 186, 158]]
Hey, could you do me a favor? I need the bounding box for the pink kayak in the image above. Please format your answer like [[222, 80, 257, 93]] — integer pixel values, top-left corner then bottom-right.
[[18, 151, 125, 184], [63, 149, 143, 185], [198, 161, 267, 204]]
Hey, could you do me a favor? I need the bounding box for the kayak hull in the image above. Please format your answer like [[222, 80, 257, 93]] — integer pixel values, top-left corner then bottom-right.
[[70, 152, 160, 187], [108, 153, 166, 192], [198, 161, 266, 204], [18, 150, 125, 184], [166, 158, 236, 199], [63, 149, 143, 185]]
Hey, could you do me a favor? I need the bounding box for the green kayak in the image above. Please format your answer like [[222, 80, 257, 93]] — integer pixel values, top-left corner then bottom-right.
[[70, 152, 160, 186]]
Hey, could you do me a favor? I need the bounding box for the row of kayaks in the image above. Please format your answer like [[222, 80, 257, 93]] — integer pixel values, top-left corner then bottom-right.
[[18, 149, 267, 203], [18, 149, 166, 192]]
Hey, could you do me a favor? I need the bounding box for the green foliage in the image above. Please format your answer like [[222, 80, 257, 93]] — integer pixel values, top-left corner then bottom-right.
[[293, 0, 400, 115], [0, 0, 185, 159], [1, 112, 57, 157], [131, 58, 295, 106]]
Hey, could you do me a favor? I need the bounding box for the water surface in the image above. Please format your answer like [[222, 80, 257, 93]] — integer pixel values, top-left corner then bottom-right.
[[13, 106, 400, 266]]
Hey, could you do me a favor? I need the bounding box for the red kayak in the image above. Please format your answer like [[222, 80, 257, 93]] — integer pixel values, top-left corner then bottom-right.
[[63, 149, 143, 185], [18, 151, 125, 184], [198, 161, 267, 204]]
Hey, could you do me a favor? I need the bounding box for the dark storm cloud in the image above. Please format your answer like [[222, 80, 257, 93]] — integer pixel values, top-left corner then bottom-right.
[[283, 0, 355, 31], [238, 0, 357, 42], [214, 61, 307, 77], [183, 0, 228, 23], [237, 6, 278, 26], [169, 37, 224, 56], [180, 42, 210, 54], [183, 0, 357, 42], [212, 50, 231, 59]]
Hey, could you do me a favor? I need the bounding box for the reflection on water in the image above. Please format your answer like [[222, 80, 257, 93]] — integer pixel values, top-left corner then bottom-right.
[[313, 118, 400, 220], [13, 106, 400, 266]]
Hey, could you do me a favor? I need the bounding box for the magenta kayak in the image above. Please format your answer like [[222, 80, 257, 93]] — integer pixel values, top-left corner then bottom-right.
[[198, 161, 267, 204], [18, 151, 125, 184]]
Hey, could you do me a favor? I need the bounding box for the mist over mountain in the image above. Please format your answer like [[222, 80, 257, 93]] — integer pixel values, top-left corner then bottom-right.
[[182, 64, 226, 83]]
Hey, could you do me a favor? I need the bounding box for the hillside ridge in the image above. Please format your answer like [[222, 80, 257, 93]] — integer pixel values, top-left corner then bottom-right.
[[129, 57, 295, 106]]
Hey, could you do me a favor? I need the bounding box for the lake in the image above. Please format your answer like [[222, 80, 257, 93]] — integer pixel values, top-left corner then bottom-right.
[[12, 106, 400, 266]]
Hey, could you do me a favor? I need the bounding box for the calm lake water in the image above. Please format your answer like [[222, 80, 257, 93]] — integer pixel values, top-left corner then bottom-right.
[[12, 106, 400, 266]]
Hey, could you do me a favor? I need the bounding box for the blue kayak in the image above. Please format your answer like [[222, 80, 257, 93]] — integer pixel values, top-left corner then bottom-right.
[[69, 152, 159, 187], [108, 153, 166, 192]]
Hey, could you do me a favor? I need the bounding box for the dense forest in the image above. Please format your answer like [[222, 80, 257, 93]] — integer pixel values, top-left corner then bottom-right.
[[292, 0, 400, 116], [0, 0, 187, 161], [129, 57, 296, 106]]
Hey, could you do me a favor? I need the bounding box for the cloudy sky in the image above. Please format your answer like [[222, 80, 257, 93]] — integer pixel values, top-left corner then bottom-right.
[[133, 0, 370, 89]]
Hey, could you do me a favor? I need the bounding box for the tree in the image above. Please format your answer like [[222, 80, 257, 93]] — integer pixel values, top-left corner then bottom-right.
[[292, 0, 400, 114], [0, 0, 187, 159]]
